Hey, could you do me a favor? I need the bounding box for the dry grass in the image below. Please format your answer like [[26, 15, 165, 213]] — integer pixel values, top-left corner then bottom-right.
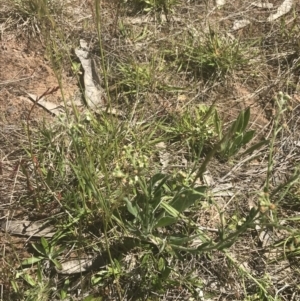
[[1, 0, 300, 300]]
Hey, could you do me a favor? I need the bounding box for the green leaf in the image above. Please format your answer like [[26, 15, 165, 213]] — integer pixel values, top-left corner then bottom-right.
[[125, 198, 139, 218], [91, 276, 102, 286], [242, 107, 251, 132], [37, 262, 42, 282], [214, 110, 222, 139], [154, 216, 177, 228], [283, 215, 300, 221], [229, 130, 255, 157], [21, 256, 43, 266], [150, 173, 169, 196], [51, 258, 62, 270], [31, 243, 47, 257], [241, 130, 255, 146], [240, 139, 269, 156], [228, 114, 240, 136], [219, 108, 254, 159], [170, 186, 206, 213], [22, 274, 36, 287], [234, 133, 244, 146], [160, 201, 180, 217], [40, 237, 50, 254], [196, 241, 213, 251], [169, 234, 197, 245], [11, 281, 19, 293], [150, 173, 166, 186], [52, 245, 66, 258], [46, 169, 53, 186], [194, 186, 207, 195], [142, 254, 151, 265], [233, 111, 244, 134], [161, 266, 171, 279], [220, 139, 229, 153], [217, 240, 235, 250], [60, 279, 70, 299], [158, 257, 165, 272]]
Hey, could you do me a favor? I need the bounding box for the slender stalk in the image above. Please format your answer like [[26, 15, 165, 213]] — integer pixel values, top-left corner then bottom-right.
[[265, 92, 287, 195]]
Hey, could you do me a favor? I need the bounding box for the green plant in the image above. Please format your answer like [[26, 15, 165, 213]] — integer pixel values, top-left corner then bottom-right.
[[118, 62, 155, 94], [125, 173, 207, 251], [117, 58, 166, 95], [12, 262, 52, 301], [217, 107, 256, 160], [58, 279, 71, 301], [118, 19, 150, 42], [11, 0, 57, 32], [22, 237, 64, 270], [92, 259, 123, 285], [163, 104, 218, 156], [177, 28, 248, 79], [138, 253, 172, 291], [125, 172, 261, 254]]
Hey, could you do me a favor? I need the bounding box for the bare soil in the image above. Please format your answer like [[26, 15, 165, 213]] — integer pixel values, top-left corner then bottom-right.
[[0, 38, 78, 125]]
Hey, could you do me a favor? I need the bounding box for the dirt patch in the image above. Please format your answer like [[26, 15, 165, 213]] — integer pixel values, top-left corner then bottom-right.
[[0, 37, 80, 207], [220, 81, 271, 129], [0, 38, 78, 125], [0, 34, 79, 261]]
